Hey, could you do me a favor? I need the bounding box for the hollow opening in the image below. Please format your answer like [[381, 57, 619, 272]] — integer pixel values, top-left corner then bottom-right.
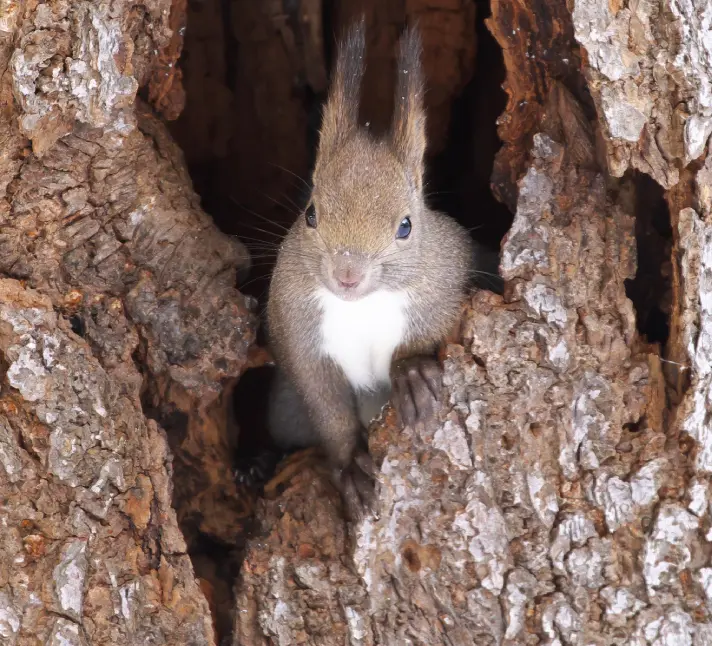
[[623, 172, 672, 348], [166, 1, 509, 642], [427, 0, 511, 250]]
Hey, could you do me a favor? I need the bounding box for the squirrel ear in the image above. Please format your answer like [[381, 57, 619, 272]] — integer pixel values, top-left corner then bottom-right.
[[317, 18, 366, 163], [391, 25, 426, 193]]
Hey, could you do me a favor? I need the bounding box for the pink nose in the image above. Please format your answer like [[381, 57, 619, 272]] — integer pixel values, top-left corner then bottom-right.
[[338, 277, 360, 288], [334, 267, 363, 289]]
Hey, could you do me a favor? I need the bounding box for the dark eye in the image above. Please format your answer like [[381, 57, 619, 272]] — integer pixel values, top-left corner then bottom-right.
[[396, 216, 412, 239], [305, 204, 317, 228]]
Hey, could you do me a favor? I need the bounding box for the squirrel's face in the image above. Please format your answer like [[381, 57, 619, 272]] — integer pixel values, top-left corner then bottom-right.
[[293, 20, 429, 302], [301, 133, 425, 301]]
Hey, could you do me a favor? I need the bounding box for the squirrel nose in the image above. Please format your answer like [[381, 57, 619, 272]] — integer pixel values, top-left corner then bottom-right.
[[333, 265, 364, 289]]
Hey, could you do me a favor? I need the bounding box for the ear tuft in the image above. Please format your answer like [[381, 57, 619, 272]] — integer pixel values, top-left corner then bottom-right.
[[317, 17, 366, 162], [391, 25, 427, 191]]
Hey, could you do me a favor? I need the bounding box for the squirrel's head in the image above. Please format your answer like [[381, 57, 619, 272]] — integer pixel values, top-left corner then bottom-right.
[[301, 19, 430, 301]]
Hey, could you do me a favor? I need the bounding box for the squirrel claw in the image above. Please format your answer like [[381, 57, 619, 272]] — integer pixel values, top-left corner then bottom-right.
[[392, 356, 443, 428], [334, 449, 376, 523]]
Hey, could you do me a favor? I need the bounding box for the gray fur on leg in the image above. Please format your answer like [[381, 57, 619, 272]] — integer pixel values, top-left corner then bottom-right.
[[267, 369, 318, 450]]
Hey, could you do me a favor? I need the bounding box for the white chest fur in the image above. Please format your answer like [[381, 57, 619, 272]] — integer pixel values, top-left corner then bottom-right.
[[316, 288, 409, 392]]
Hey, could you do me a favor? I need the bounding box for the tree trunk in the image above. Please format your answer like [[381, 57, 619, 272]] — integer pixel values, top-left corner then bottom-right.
[[3, 0, 712, 645], [233, 1, 712, 645], [0, 2, 255, 644]]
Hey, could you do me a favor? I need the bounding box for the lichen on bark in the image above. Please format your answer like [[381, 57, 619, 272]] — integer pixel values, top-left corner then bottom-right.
[[572, 0, 712, 186], [232, 1, 712, 645], [0, 1, 257, 644], [0, 279, 213, 644], [233, 119, 668, 645], [4, 0, 712, 644]]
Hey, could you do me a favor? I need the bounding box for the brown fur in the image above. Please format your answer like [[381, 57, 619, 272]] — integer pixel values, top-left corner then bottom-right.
[[266, 20, 475, 480]]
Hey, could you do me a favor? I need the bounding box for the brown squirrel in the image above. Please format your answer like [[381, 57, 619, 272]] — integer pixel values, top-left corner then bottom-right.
[[266, 20, 489, 521]]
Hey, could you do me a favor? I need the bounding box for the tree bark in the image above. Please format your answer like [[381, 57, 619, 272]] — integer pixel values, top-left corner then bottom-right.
[[233, 1, 712, 645], [0, 2, 255, 644], [4, 0, 712, 645], [0, 279, 215, 645]]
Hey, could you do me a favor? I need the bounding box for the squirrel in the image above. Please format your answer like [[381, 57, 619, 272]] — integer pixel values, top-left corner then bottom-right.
[[265, 19, 495, 521]]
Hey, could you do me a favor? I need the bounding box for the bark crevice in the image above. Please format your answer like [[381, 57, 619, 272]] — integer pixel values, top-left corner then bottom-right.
[[3, 0, 712, 645]]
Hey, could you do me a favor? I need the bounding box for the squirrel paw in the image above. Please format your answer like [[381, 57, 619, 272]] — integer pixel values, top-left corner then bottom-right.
[[334, 449, 377, 523], [391, 355, 443, 428], [233, 450, 284, 490]]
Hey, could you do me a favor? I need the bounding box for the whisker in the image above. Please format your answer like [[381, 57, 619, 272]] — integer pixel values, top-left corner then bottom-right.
[[247, 253, 318, 263], [228, 197, 292, 234], [242, 224, 287, 240], [260, 191, 303, 216], [237, 276, 271, 293], [241, 240, 281, 249], [382, 260, 502, 276], [243, 252, 280, 259], [266, 162, 312, 191], [374, 247, 405, 262], [237, 237, 282, 247], [276, 191, 306, 214]]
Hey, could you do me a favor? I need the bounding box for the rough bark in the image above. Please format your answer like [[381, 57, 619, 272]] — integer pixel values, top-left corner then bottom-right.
[[233, 2, 712, 646], [0, 279, 214, 645], [234, 119, 665, 646], [4, 0, 712, 645], [0, 1, 256, 644], [571, 0, 712, 188], [487, 0, 590, 212]]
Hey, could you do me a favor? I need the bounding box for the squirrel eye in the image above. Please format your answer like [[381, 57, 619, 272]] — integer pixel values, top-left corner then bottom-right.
[[305, 204, 317, 228], [396, 216, 412, 240]]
